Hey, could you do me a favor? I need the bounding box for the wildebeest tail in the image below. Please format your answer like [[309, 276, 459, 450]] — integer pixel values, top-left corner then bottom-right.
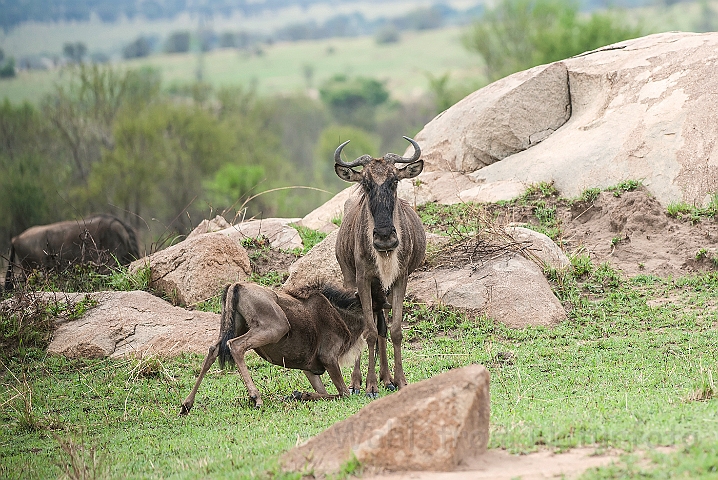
[[218, 283, 239, 369], [4, 244, 15, 292]]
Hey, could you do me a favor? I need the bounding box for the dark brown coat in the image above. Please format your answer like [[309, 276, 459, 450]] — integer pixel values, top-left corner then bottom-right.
[[5, 214, 139, 290], [180, 281, 377, 413]]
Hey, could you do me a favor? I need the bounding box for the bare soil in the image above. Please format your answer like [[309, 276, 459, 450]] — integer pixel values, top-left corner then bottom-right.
[[558, 188, 718, 278], [365, 446, 676, 480], [490, 187, 718, 279]]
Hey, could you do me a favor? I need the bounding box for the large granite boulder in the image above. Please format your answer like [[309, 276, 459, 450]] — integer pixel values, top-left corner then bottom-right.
[[408, 254, 567, 328], [303, 32, 718, 219]]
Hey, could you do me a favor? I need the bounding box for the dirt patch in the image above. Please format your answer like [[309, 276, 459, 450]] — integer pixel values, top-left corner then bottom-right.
[[470, 187, 718, 279], [558, 189, 718, 278], [363, 446, 678, 480]]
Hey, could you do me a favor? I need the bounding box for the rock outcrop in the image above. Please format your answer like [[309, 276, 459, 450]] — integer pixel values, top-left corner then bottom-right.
[[215, 218, 303, 251], [46, 291, 218, 359], [281, 364, 490, 474], [302, 32, 718, 225], [408, 254, 567, 328], [130, 232, 252, 306]]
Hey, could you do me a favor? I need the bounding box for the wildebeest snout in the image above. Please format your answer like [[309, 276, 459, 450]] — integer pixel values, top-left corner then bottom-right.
[[373, 226, 398, 252]]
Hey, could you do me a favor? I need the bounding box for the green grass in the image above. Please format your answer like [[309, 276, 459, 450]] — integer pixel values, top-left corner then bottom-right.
[[667, 194, 718, 223], [3, 188, 718, 477], [3, 267, 718, 478], [0, 27, 484, 105]]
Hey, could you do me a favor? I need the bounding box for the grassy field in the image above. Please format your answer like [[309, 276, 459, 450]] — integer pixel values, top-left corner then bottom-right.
[[0, 27, 485, 106], [2, 0, 716, 106], [2, 193, 718, 479]]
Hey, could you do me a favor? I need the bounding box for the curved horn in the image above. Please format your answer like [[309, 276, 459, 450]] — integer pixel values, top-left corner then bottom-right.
[[386, 136, 421, 164], [334, 140, 372, 168]]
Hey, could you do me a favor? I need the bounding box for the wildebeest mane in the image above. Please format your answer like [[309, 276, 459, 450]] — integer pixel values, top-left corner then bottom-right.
[[284, 280, 362, 314]]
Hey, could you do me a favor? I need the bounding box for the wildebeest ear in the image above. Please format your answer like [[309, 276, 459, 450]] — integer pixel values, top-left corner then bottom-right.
[[335, 164, 363, 183], [397, 160, 423, 180]]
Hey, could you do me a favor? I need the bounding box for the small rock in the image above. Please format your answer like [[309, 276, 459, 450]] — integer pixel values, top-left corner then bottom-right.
[[281, 364, 490, 474], [505, 225, 571, 271]]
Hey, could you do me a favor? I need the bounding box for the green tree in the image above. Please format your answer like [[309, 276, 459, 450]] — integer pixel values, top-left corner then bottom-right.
[[319, 75, 390, 130], [62, 42, 87, 63], [87, 102, 234, 232], [462, 0, 643, 82], [165, 31, 191, 54], [212, 86, 295, 218], [42, 64, 160, 190], [0, 57, 15, 78], [0, 101, 63, 249], [123, 36, 152, 59]]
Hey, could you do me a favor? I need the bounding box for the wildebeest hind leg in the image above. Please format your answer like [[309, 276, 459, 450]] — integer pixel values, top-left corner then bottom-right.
[[227, 323, 289, 408], [179, 342, 220, 415]]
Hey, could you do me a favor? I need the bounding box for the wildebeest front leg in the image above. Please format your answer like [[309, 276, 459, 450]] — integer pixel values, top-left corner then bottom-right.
[[357, 280, 380, 398], [297, 364, 350, 401], [350, 356, 362, 394], [179, 342, 220, 415], [390, 277, 409, 389], [226, 321, 289, 408], [303, 371, 329, 395], [377, 310, 395, 390]]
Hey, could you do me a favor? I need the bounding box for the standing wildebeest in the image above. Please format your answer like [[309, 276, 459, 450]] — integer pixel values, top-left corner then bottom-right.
[[334, 136, 426, 397], [180, 281, 388, 414], [4, 214, 140, 291]]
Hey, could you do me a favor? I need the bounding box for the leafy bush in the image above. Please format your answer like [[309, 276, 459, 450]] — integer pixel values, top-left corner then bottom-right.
[[463, 0, 643, 81]]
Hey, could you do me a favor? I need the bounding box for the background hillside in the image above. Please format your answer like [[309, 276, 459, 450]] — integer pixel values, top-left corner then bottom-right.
[[0, 0, 716, 259]]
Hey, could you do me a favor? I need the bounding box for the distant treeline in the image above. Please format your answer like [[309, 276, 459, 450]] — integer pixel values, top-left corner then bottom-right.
[[0, 64, 448, 255], [120, 5, 480, 59], [0, 0, 479, 33], [1, 0, 338, 30]]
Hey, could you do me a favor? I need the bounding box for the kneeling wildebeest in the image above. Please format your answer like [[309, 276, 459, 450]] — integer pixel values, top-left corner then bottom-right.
[[4, 214, 139, 291], [179, 281, 388, 414]]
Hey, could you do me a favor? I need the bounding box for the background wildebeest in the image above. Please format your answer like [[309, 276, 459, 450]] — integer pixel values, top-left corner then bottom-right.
[[4, 214, 140, 291], [334, 136, 426, 397], [180, 281, 388, 414]]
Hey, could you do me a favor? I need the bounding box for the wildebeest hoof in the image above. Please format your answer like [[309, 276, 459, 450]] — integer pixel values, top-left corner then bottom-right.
[[287, 391, 304, 401], [178, 403, 191, 416], [366, 391, 379, 399], [350, 387, 362, 395], [384, 383, 396, 392]]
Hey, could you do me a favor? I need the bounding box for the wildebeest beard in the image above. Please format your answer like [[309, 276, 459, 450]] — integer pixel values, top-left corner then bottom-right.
[[365, 175, 399, 252]]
